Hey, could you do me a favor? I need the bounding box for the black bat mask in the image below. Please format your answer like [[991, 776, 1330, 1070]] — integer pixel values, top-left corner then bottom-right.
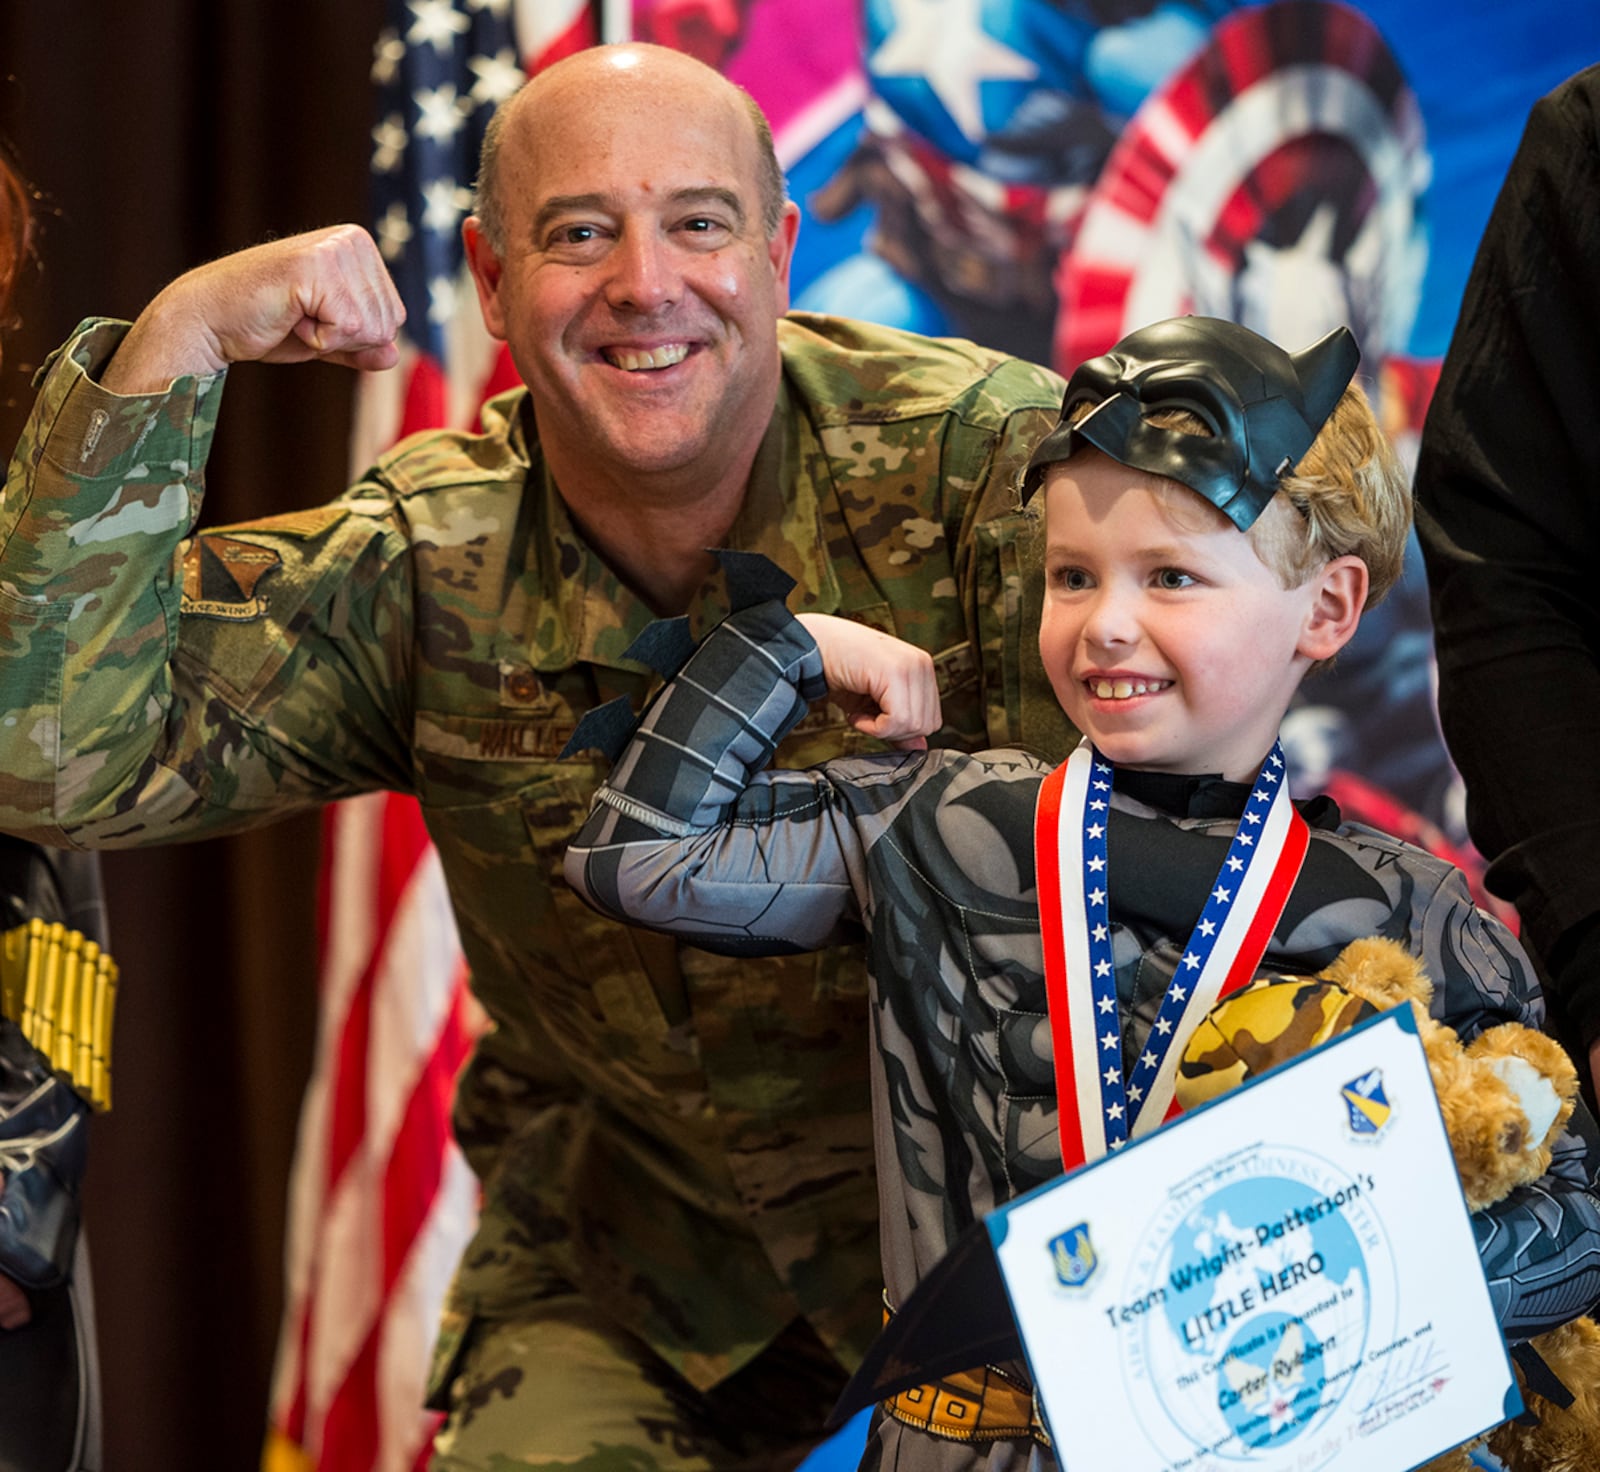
[[1021, 317, 1360, 530]]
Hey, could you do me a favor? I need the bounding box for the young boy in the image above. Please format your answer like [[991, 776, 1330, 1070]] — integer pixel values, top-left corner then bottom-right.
[[565, 317, 1600, 1471]]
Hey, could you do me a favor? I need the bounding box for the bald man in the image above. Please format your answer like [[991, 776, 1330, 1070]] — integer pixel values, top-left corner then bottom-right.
[[0, 44, 1073, 1470]]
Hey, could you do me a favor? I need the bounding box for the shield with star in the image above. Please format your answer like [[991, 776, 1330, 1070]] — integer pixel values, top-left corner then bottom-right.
[[1052, 0, 1429, 377]]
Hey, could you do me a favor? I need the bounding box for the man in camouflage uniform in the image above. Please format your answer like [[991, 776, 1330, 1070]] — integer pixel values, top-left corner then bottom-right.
[[0, 43, 1073, 1471]]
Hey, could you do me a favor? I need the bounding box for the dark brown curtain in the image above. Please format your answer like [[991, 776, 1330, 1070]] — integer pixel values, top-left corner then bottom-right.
[[2, 2, 383, 1465]]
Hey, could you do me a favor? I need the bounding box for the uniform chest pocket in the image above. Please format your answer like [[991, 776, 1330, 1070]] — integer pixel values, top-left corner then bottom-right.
[[410, 722, 710, 1102]]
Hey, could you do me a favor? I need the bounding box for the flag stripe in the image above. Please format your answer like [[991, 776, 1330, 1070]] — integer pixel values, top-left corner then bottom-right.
[[513, 0, 593, 66], [381, 964, 475, 1292], [275, 794, 389, 1451], [271, 798, 482, 1468], [326, 799, 432, 1193]]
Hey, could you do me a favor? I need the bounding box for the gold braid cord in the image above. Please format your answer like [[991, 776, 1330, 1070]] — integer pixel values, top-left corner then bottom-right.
[[0, 919, 117, 1111]]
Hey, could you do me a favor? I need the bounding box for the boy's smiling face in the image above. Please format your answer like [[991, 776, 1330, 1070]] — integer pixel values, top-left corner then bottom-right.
[[1038, 449, 1365, 783]]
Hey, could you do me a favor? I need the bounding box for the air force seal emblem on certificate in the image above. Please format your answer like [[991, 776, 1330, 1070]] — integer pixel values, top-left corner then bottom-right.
[[1341, 1068, 1393, 1136], [1051, 1224, 1097, 1288]]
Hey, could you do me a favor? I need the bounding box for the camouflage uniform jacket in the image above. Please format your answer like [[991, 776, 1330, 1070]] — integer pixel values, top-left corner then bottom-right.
[[567, 601, 1600, 1469], [0, 313, 1074, 1390]]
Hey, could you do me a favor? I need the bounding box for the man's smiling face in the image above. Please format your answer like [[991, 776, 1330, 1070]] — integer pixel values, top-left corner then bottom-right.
[[464, 48, 798, 488]]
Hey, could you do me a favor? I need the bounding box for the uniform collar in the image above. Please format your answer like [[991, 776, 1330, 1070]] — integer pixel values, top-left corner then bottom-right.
[[518, 374, 841, 673]]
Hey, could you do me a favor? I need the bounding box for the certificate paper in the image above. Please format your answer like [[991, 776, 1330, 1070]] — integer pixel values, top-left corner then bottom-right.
[[988, 1007, 1518, 1472]]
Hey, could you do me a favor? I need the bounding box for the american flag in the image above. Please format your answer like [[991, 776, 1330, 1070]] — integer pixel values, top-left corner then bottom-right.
[[263, 2, 596, 1468]]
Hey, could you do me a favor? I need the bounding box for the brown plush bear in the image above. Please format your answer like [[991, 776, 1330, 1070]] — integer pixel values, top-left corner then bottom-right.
[[1174, 936, 1600, 1472]]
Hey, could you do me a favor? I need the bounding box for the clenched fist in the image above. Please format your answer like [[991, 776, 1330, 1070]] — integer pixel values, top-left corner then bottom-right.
[[101, 224, 405, 394]]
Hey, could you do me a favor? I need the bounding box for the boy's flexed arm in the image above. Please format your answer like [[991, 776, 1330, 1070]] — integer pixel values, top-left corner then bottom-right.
[[796, 613, 942, 752], [564, 601, 940, 954]]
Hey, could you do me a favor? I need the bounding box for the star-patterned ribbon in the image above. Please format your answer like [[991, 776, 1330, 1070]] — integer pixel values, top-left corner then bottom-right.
[[1034, 739, 1310, 1171]]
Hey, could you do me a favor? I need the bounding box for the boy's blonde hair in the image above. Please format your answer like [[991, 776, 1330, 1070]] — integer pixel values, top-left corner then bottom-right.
[[1063, 381, 1411, 608]]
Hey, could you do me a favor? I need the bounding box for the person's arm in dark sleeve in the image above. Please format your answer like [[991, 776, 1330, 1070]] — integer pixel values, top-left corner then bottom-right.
[[1414, 67, 1600, 1083], [1475, 1107, 1600, 1340], [1427, 863, 1600, 1336], [565, 601, 937, 955]]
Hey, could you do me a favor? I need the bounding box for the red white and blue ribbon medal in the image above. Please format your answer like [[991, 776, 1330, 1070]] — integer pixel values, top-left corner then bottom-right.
[[1035, 739, 1310, 1171]]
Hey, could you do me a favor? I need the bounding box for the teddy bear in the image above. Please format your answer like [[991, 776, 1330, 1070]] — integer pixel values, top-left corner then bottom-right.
[[1173, 936, 1600, 1472]]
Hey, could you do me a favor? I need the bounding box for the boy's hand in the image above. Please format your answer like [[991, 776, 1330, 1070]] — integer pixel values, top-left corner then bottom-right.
[[796, 614, 941, 750]]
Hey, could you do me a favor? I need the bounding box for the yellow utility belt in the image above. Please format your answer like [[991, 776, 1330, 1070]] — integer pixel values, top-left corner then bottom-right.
[[882, 1363, 1050, 1445], [0, 918, 117, 1111], [879, 1298, 1051, 1447]]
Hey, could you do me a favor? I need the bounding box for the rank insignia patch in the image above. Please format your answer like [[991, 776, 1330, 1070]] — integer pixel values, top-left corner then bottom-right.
[[1341, 1068, 1392, 1137], [1050, 1223, 1097, 1288]]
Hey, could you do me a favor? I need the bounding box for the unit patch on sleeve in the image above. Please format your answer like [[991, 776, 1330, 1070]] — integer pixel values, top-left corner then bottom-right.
[[181, 533, 283, 621]]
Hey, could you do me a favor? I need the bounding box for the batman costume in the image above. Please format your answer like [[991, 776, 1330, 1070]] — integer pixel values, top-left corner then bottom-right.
[[565, 319, 1600, 1470]]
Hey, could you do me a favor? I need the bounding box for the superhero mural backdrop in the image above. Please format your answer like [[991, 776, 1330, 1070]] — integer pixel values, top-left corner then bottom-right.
[[633, 0, 1600, 908]]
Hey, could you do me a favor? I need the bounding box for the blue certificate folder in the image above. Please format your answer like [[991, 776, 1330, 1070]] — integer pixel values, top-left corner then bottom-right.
[[829, 1006, 1520, 1468]]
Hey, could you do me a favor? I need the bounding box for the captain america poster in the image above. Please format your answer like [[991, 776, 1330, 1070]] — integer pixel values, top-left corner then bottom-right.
[[616, 0, 1599, 914]]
